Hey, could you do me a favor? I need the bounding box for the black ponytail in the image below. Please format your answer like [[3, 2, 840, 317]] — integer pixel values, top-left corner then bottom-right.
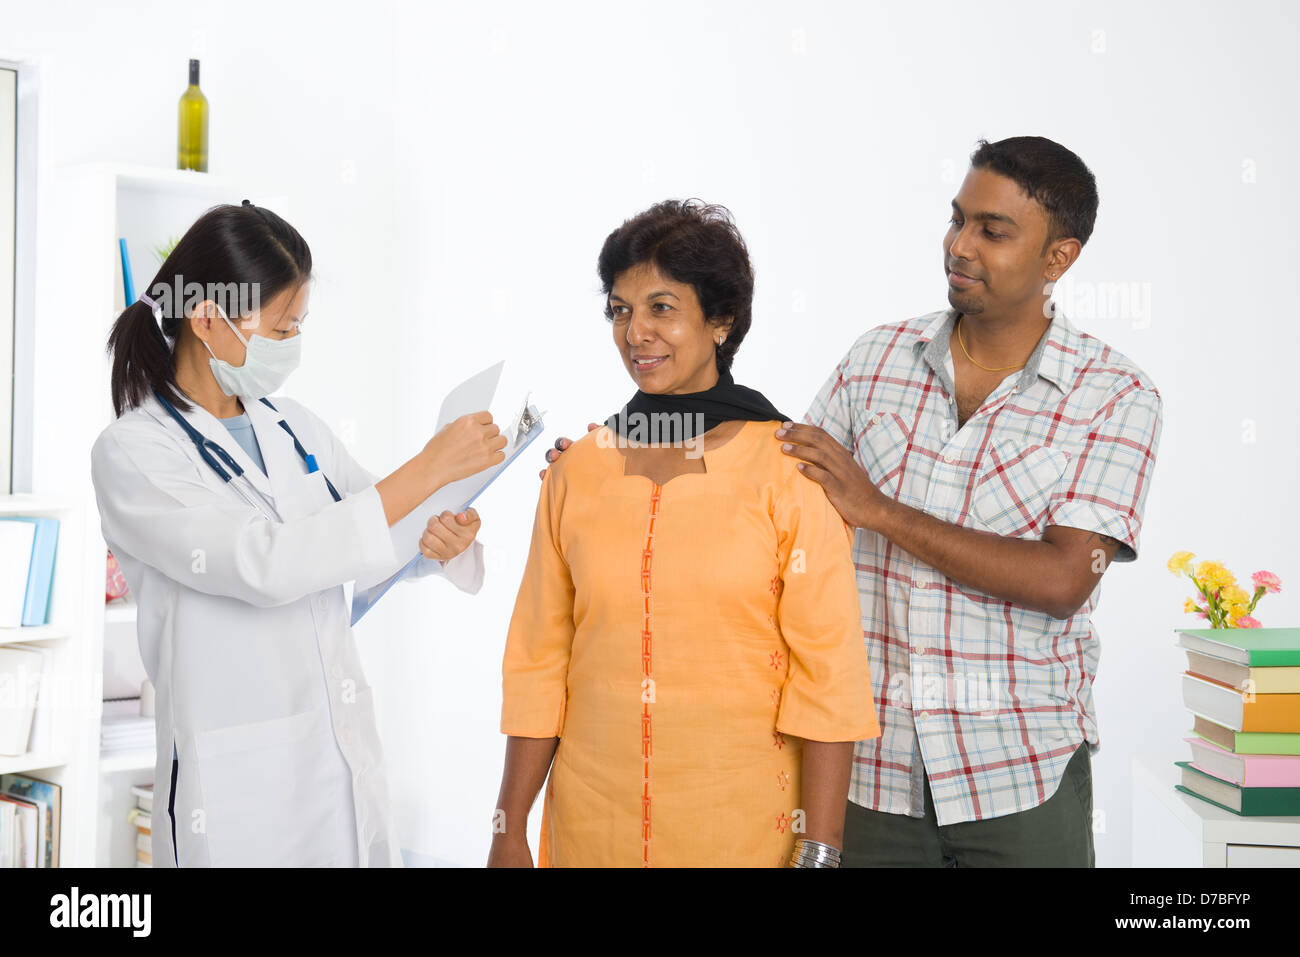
[[106, 202, 312, 417], [107, 299, 180, 417]]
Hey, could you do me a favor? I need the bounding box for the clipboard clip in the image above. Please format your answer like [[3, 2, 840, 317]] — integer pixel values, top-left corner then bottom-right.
[[513, 392, 547, 448]]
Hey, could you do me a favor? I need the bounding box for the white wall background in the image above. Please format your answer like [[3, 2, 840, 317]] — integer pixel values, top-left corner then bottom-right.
[[5, 0, 1298, 866]]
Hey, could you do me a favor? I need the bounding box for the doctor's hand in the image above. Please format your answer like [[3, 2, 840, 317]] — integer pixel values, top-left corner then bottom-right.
[[426, 411, 507, 489], [538, 422, 600, 480], [418, 508, 480, 562], [378, 415, 504, 528]]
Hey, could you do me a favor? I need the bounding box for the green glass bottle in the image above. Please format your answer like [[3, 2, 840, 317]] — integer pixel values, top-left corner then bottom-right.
[[177, 59, 208, 172]]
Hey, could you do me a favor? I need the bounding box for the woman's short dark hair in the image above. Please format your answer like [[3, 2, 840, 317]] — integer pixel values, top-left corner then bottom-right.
[[970, 136, 1099, 248], [598, 199, 753, 374], [106, 202, 312, 416]]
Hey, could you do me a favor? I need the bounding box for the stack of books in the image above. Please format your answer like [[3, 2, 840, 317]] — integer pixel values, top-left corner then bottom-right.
[[1177, 628, 1300, 815], [0, 773, 61, 867], [100, 698, 154, 754], [128, 784, 153, 868]]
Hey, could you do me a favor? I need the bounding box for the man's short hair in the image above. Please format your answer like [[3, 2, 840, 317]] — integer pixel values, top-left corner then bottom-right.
[[970, 136, 1099, 247]]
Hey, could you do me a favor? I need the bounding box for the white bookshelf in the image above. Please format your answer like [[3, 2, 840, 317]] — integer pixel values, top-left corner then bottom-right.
[[0, 493, 93, 868], [0, 752, 69, 775], [97, 748, 155, 774], [24, 162, 287, 866]]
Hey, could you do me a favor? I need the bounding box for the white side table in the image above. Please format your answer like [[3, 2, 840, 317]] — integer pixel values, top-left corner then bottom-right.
[[1131, 753, 1300, 866]]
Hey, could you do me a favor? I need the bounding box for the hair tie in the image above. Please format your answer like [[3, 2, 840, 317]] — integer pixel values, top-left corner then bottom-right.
[[139, 293, 172, 347]]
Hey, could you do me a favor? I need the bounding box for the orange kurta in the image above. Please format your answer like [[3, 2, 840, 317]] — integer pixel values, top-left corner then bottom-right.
[[501, 420, 880, 867]]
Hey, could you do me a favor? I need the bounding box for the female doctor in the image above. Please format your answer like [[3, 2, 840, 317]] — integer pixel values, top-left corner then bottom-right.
[[90, 202, 506, 867]]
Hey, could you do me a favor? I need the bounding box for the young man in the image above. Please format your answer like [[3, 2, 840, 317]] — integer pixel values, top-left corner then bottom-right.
[[776, 136, 1161, 866]]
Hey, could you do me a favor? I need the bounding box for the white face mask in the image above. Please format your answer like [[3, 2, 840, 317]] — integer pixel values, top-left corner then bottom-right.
[[203, 304, 302, 399]]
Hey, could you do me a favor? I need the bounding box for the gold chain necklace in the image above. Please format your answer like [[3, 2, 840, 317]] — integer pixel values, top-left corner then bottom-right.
[[955, 317, 1027, 372]]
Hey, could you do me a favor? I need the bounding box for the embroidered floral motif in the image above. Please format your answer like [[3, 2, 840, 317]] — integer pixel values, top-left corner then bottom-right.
[[777, 770, 790, 791], [769, 650, 784, 671], [769, 573, 781, 596], [772, 731, 786, 750], [775, 812, 790, 834]]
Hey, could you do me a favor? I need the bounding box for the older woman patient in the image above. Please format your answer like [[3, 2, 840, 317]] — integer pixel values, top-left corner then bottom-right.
[[490, 200, 879, 867]]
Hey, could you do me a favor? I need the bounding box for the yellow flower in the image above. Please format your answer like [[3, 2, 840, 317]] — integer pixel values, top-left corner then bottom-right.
[[1195, 560, 1236, 591], [1221, 585, 1251, 607], [1167, 551, 1196, 576], [1183, 598, 1200, 613]]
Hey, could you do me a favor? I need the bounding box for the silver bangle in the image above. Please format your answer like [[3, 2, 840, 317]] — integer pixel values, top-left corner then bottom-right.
[[789, 838, 842, 868]]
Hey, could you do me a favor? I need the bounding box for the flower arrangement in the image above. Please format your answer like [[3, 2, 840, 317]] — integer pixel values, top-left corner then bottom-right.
[[1168, 551, 1281, 629]]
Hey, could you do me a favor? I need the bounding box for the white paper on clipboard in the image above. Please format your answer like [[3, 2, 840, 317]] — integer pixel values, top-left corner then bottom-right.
[[436, 360, 504, 431], [350, 362, 543, 625]]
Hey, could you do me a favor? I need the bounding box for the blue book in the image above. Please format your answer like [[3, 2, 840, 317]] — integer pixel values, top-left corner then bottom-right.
[[0, 517, 59, 626], [119, 238, 136, 304]]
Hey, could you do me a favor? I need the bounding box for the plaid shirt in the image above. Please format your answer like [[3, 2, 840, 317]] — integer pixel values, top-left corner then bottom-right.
[[803, 307, 1162, 825]]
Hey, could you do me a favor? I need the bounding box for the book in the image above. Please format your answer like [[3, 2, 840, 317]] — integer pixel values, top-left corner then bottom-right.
[[131, 784, 153, 815], [0, 645, 43, 755], [0, 517, 59, 626], [11, 643, 53, 753], [1185, 736, 1300, 787], [0, 800, 12, 867], [1, 773, 60, 867], [1175, 760, 1300, 816], [0, 521, 36, 628], [1182, 672, 1300, 733], [100, 713, 154, 751], [1178, 628, 1300, 667], [119, 237, 136, 303], [1191, 714, 1300, 755], [102, 697, 142, 719], [1185, 650, 1300, 695], [101, 697, 153, 753], [0, 793, 39, 866]]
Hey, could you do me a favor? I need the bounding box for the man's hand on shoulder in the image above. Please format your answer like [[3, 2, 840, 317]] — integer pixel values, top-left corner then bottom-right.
[[539, 422, 600, 480], [775, 422, 887, 530]]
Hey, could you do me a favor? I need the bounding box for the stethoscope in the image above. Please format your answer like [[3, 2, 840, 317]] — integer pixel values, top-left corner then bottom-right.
[[152, 389, 342, 521]]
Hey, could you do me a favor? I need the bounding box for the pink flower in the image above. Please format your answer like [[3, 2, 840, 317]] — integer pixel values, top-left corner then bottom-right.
[[1251, 570, 1282, 594], [1236, 615, 1262, 629], [1194, 610, 1209, 620]]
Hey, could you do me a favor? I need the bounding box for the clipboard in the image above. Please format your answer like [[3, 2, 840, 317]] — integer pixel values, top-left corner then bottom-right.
[[350, 402, 545, 626]]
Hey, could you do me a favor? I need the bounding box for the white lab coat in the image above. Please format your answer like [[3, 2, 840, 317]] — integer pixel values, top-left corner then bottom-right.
[[90, 392, 483, 867]]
